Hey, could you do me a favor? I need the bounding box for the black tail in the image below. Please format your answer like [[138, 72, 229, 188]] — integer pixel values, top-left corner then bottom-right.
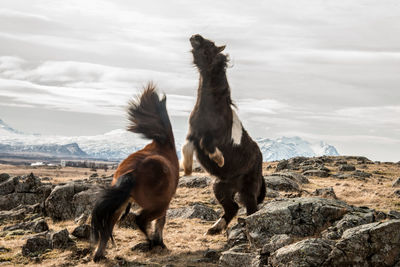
[[257, 175, 266, 204], [91, 173, 135, 246], [127, 82, 175, 147]]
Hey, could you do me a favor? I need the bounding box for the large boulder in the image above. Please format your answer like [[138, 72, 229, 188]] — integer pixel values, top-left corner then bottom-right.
[[339, 164, 356, 172], [0, 177, 18, 195], [274, 172, 309, 184], [269, 238, 335, 267], [72, 185, 102, 220], [51, 229, 72, 249], [219, 249, 261, 267], [244, 198, 352, 248], [22, 236, 52, 256], [263, 176, 300, 192], [167, 203, 218, 221], [325, 220, 400, 266], [227, 219, 248, 248], [322, 211, 375, 240], [44, 182, 90, 220]]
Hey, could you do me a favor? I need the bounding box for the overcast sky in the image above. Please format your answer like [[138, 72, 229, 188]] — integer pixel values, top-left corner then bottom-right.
[[0, 0, 399, 161]]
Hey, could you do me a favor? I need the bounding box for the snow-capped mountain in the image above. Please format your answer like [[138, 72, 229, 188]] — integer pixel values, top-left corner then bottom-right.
[[0, 119, 339, 161], [0, 143, 87, 157], [256, 136, 339, 161]]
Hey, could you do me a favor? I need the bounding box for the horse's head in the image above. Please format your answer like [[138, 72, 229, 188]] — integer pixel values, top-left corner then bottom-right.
[[190, 34, 227, 72]]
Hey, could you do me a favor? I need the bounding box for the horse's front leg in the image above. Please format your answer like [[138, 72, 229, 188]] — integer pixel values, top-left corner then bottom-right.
[[200, 134, 224, 168], [182, 139, 195, 175]]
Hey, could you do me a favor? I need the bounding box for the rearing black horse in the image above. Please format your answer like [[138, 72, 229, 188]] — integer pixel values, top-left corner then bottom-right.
[[182, 34, 266, 234]]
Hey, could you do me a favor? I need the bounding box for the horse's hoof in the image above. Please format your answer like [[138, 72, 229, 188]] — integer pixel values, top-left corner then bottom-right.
[[206, 227, 222, 235], [206, 218, 226, 235], [93, 254, 106, 262], [131, 242, 151, 252], [149, 239, 167, 249], [183, 170, 193, 176]]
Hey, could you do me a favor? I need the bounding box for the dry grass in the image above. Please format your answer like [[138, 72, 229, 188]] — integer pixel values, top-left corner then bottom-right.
[[0, 158, 399, 266], [0, 164, 111, 184]]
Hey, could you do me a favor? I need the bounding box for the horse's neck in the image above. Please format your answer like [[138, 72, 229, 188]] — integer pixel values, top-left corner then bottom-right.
[[196, 71, 230, 106]]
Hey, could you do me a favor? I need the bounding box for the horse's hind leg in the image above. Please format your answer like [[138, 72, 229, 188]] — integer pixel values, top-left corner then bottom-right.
[[207, 181, 238, 235], [239, 169, 262, 216], [151, 214, 166, 248], [135, 208, 164, 245], [182, 140, 194, 175]]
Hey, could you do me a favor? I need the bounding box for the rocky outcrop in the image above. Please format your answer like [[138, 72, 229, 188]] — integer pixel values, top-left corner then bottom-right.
[[44, 182, 99, 221], [324, 220, 400, 266], [312, 187, 337, 199], [219, 196, 400, 266], [302, 169, 330, 177], [178, 175, 212, 188], [263, 176, 300, 192], [0, 174, 52, 210], [244, 198, 351, 248], [269, 238, 335, 267], [22, 236, 52, 256], [339, 164, 356, 172], [167, 203, 219, 221], [71, 224, 91, 239], [274, 172, 309, 184]]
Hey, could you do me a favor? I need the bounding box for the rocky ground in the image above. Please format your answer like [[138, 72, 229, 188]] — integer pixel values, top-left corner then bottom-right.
[[0, 156, 399, 266]]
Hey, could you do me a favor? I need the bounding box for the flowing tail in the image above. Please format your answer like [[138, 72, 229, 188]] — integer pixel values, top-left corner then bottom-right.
[[91, 173, 135, 261], [127, 82, 175, 147]]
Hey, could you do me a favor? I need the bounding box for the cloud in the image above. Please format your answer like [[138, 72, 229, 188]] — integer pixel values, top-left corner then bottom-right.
[[1, 0, 400, 161]]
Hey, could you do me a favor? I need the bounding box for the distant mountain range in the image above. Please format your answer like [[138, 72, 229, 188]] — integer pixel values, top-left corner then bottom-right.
[[0, 119, 339, 161]]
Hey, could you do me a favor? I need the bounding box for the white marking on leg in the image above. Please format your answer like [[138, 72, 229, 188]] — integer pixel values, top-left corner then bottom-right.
[[182, 140, 194, 175], [231, 110, 242, 145]]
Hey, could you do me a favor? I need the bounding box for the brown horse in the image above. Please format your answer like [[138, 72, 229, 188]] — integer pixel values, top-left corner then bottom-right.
[[91, 83, 179, 262], [182, 34, 265, 235]]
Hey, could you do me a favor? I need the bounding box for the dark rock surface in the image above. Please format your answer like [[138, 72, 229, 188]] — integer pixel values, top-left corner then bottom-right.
[[44, 182, 93, 220], [302, 169, 330, 177], [263, 176, 300, 192], [312, 187, 337, 199], [167, 203, 218, 221], [178, 175, 212, 188], [269, 238, 335, 267], [273, 172, 309, 184], [51, 229, 72, 249], [245, 198, 351, 248], [22, 236, 52, 256], [339, 164, 356, 171], [71, 224, 91, 239]]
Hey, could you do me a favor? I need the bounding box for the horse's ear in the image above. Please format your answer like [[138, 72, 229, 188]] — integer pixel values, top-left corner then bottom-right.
[[217, 45, 226, 53]]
